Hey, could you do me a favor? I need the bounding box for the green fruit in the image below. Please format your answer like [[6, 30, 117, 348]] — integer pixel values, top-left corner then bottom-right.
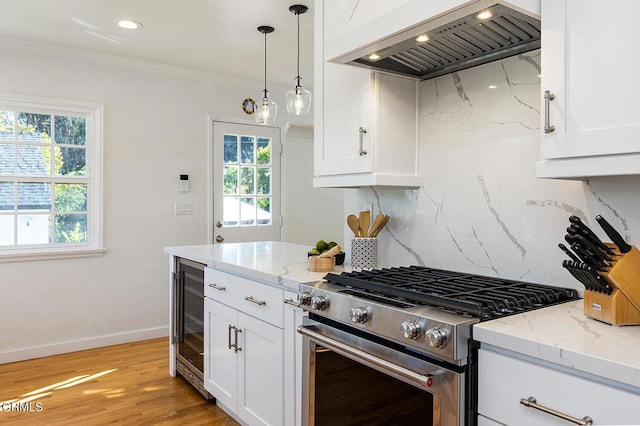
[[309, 248, 320, 255], [328, 241, 337, 249], [321, 249, 328, 254], [316, 240, 329, 251]]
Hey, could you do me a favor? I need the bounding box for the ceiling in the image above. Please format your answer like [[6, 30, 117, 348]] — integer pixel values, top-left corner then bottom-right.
[[0, 0, 315, 87]]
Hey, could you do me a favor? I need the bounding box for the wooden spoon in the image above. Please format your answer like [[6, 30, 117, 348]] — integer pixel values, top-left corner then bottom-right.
[[369, 214, 385, 237], [347, 215, 360, 237], [359, 211, 371, 237]]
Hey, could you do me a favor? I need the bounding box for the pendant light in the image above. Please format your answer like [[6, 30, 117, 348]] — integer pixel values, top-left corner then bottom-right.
[[285, 5, 311, 116], [256, 25, 277, 124]]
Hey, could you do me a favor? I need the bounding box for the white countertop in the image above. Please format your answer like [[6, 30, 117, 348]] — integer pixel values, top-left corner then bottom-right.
[[165, 241, 350, 290], [474, 300, 640, 390]]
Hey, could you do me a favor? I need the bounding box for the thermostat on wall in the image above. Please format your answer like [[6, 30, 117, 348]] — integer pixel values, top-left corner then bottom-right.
[[179, 174, 189, 192]]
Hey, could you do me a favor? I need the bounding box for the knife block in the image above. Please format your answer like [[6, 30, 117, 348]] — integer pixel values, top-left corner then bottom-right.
[[583, 244, 640, 326]]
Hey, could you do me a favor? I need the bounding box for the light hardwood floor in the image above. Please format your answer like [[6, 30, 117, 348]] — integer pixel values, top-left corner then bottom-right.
[[0, 338, 238, 425]]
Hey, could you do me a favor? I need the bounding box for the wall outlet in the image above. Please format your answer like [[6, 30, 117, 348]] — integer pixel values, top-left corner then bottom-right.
[[175, 202, 193, 215]]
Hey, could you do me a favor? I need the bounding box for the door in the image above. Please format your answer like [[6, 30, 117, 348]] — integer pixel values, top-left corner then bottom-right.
[[213, 122, 281, 243]]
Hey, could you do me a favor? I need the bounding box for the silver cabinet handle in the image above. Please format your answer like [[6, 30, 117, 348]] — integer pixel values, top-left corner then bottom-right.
[[208, 283, 226, 291], [283, 298, 301, 307], [520, 396, 593, 425], [244, 296, 266, 306], [227, 324, 235, 350], [544, 90, 556, 133], [234, 328, 242, 353], [359, 127, 368, 155]]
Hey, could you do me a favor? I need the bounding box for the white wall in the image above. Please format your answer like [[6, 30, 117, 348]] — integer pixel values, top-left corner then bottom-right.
[[282, 125, 344, 247], [0, 44, 317, 363], [346, 50, 640, 294]]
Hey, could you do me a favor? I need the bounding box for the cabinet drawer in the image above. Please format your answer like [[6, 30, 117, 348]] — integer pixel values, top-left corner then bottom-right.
[[236, 276, 284, 328], [204, 267, 238, 305], [478, 349, 640, 426]]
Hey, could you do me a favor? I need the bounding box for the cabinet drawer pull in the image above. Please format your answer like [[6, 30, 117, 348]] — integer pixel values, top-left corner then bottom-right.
[[283, 298, 301, 307], [359, 127, 368, 155], [234, 328, 242, 353], [244, 296, 267, 306], [208, 283, 226, 291], [227, 324, 236, 350], [520, 396, 593, 425], [544, 90, 556, 133]]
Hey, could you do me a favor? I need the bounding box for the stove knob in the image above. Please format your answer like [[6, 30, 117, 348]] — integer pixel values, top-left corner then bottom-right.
[[349, 306, 368, 324], [426, 327, 449, 349], [401, 320, 422, 340], [311, 295, 328, 311], [298, 292, 312, 306]]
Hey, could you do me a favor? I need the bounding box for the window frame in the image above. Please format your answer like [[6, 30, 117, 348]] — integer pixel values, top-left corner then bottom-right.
[[0, 92, 105, 262]]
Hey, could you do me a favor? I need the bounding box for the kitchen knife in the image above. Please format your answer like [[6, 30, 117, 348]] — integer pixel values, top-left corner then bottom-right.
[[568, 215, 615, 255], [564, 233, 612, 263], [595, 215, 632, 254], [570, 242, 607, 271], [558, 243, 581, 263], [584, 264, 613, 295], [562, 260, 591, 290]]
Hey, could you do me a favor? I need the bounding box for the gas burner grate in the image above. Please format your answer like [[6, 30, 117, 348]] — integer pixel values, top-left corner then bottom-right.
[[324, 266, 579, 319]]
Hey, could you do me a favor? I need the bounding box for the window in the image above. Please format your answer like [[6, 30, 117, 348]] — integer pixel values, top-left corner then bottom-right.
[[0, 93, 103, 260]]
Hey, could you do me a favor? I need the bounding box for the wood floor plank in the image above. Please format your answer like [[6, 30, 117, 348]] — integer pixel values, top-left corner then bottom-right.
[[0, 338, 238, 425]]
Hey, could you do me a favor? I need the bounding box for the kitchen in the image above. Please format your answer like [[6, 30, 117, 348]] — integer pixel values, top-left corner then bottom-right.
[[2, 0, 640, 425]]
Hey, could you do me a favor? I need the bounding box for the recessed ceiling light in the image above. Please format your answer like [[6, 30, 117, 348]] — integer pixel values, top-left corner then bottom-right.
[[415, 34, 429, 43], [488, 85, 497, 89], [475, 10, 494, 20], [117, 20, 143, 30], [368, 53, 381, 61]]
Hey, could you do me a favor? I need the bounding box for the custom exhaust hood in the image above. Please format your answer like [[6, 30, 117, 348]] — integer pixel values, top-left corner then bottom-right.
[[328, 3, 540, 81]]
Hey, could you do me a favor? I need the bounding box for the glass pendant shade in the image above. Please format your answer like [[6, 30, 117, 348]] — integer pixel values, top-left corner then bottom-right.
[[256, 90, 277, 124], [285, 79, 311, 115]]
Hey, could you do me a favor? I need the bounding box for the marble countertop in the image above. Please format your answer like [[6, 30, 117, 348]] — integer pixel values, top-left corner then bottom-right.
[[165, 241, 350, 290], [474, 300, 640, 390]]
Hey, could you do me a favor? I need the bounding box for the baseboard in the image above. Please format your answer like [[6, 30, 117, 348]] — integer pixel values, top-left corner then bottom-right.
[[0, 326, 170, 364]]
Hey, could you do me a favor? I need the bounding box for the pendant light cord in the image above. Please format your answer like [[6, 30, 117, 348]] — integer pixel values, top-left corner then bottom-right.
[[296, 12, 300, 81], [263, 31, 267, 97]]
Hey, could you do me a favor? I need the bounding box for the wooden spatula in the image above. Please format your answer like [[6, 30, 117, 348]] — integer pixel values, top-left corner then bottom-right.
[[359, 211, 371, 237]]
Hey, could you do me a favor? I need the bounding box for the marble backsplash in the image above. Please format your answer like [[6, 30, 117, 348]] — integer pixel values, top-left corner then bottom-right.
[[345, 49, 640, 292]]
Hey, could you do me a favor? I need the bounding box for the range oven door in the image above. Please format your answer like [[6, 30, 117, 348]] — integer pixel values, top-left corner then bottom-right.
[[299, 318, 465, 426]]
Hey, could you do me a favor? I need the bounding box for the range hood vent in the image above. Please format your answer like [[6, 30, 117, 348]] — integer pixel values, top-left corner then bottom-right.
[[336, 4, 540, 81]]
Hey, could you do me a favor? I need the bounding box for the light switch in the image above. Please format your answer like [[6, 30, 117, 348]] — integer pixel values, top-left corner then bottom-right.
[[175, 202, 193, 215]]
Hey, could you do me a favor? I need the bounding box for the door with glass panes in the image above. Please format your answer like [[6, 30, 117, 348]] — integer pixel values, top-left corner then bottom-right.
[[212, 122, 281, 243]]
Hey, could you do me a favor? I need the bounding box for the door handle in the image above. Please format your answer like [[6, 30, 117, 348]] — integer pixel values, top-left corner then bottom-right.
[[228, 324, 236, 350], [215, 235, 224, 243], [520, 396, 593, 425], [544, 90, 556, 133], [359, 127, 368, 155], [216, 221, 223, 228], [234, 328, 242, 353]]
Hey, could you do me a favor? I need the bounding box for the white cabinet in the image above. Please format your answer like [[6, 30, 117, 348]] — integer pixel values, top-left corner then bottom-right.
[[478, 348, 640, 425], [283, 290, 305, 426], [314, 0, 420, 188], [204, 267, 285, 426], [537, 0, 640, 178]]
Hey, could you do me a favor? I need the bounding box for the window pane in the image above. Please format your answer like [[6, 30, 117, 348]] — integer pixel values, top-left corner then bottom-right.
[[55, 213, 87, 243], [17, 213, 50, 244], [0, 143, 14, 174], [240, 197, 255, 226], [241, 136, 254, 164], [18, 182, 52, 211], [57, 146, 86, 176], [223, 196, 239, 227], [0, 215, 13, 245], [223, 165, 238, 195], [257, 197, 271, 225], [18, 112, 51, 143], [240, 166, 255, 195], [0, 110, 14, 141], [257, 138, 271, 165], [54, 183, 87, 212], [223, 134, 238, 163], [0, 182, 14, 210], [257, 167, 271, 195], [54, 116, 86, 145], [18, 145, 49, 176]]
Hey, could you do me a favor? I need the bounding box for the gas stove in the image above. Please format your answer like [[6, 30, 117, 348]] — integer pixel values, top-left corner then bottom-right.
[[298, 266, 579, 365]]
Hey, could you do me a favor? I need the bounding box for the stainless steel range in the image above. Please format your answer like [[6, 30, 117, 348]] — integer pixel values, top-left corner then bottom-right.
[[297, 266, 578, 426]]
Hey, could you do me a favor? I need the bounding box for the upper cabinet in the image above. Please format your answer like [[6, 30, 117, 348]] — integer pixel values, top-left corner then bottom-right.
[[314, 0, 421, 188], [537, 0, 640, 178]]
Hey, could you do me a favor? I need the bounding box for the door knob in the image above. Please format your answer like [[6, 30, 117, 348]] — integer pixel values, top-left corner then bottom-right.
[[216, 221, 223, 228], [215, 235, 224, 243]]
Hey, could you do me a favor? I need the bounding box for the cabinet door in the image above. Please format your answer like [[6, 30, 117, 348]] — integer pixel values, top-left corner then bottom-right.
[[237, 312, 284, 426], [283, 292, 305, 426], [204, 298, 238, 410], [541, 0, 640, 159]]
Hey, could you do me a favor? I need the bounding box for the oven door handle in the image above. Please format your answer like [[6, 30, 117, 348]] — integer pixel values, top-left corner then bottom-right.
[[298, 325, 442, 389]]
